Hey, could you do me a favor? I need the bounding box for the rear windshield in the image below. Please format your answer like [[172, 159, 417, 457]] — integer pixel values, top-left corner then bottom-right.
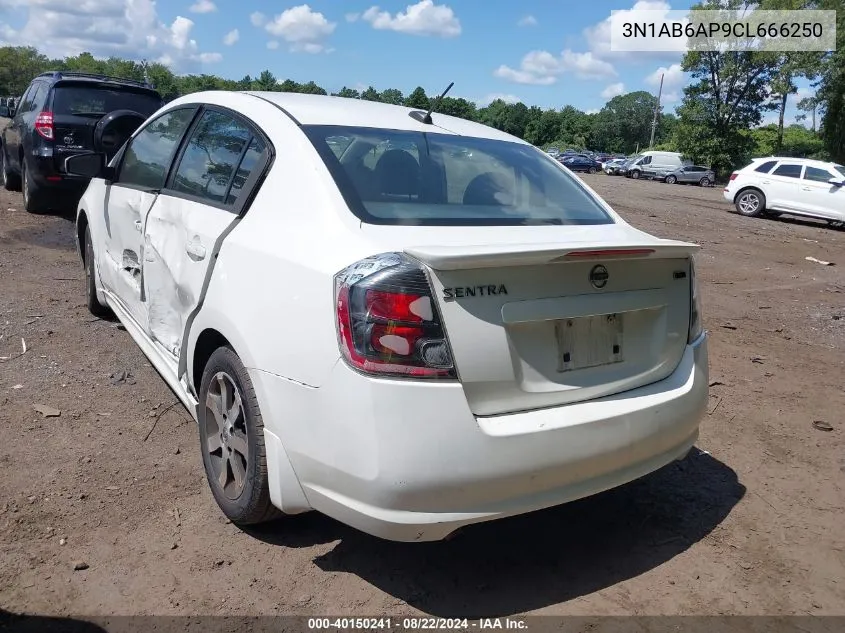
[[303, 125, 613, 226], [52, 85, 163, 118]]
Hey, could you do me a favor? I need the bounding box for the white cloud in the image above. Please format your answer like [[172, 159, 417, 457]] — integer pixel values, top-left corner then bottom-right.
[[262, 4, 336, 53], [495, 49, 616, 85], [362, 0, 461, 38], [645, 63, 686, 101], [266, 40, 279, 50], [223, 29, 239, 46], [477, 93, 522, 106], [584, 0, 680, 61], [189, 0, 216, 14], [250, 12, 266, 27], [517, 15, 537, 27], [0, 0, 221, 72], [586, 108, 601, 115], [795, 86, 815, 101], [601, 82, 625, 98], [345, 12, 360, 22]]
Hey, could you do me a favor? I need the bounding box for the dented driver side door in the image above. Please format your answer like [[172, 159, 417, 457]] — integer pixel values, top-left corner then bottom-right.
[[141, 106, 270, 360], [101, 107, 197, 331]]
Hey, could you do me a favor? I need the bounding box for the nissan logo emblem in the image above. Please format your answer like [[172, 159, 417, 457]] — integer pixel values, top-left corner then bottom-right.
[[589, 264, 609, 289]]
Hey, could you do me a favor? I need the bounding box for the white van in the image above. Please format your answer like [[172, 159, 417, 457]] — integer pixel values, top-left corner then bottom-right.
[[625, 151, 686, 179]]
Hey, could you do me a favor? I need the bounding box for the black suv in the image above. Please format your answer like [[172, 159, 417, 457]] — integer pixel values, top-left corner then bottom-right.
[[0, 71, 164, 212]]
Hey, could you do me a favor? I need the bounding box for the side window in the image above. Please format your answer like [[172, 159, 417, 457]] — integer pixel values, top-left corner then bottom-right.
[[754, 160, 777, 173], [641, 156, 652, 165], [804, 166, 834, 183], [117, 108, 195, 189], [772, 163, 802, 179], [17, 84, 35, 114], [226, 137, 267, 205], [170, 110, 255, 205], [31, 84, 49, 112]]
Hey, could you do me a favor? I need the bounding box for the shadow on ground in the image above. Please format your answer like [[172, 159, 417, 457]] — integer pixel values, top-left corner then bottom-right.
[[246, 449, 745, 617], [0, 610, 107, 632]]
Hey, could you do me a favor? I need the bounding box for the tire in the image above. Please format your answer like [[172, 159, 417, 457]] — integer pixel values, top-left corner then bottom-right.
[[735, 189, 765, 217], [1, 144, 20, 191], [84, 225, 111, 318], [699, 177, 711, 187], [22, 160, 47, 213], [665, 175, 677, 184], [630, 170, 641, 179], [587, 166, 596, 174], [198, 346, 281, 525]]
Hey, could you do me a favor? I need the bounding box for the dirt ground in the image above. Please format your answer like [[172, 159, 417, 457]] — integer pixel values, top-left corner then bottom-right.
[[0, 172, 843, 619]]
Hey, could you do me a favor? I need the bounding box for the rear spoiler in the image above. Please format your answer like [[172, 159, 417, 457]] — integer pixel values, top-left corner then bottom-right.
[[405, 240, 699, 271]]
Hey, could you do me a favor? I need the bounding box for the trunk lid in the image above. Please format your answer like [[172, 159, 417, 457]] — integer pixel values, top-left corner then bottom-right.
[[360, 225, 698, 416]]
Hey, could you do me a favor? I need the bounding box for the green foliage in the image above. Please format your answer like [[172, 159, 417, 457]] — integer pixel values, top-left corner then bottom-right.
[[1, 40, 839, 170]]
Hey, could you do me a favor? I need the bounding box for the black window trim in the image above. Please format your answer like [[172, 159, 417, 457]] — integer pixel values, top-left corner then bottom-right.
[[111, 105, 202, 194], [754, 160, 778, 174], [302, 124, 614, 227], [160, 103, 274, 217]]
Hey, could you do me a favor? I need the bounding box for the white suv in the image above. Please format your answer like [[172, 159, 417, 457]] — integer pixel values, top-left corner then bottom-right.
[[724, 157, 845, 226]]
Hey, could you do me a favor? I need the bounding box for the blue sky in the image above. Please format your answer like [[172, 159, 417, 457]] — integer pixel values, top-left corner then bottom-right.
[[0, 0, 814, 123]]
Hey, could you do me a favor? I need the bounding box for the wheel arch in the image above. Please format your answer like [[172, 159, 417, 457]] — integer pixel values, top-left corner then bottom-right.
[[76, 209, 89, 264]]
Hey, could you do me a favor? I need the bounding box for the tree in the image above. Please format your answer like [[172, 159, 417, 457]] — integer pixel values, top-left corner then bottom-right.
[[299, 80, 327, 95], [0, 46, 52, 95], [592, 91, 658, 153], [436, 96, 477, 120], [379, 88, 404, 105], [360, 86, 380, 101], [812, 0, 845, 162], [254, 70, 279, 91], [404, 86, 429, 109], [675, 0, 779, 173], [333, 86, 360, 99]]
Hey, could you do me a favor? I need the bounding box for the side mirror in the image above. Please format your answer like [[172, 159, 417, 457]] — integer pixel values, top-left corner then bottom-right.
[[65, 152, 114, 181], [829, 178, 844, 187]]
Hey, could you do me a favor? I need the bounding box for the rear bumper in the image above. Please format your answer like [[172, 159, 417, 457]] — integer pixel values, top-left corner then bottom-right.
[[251, 333, 709, 542]]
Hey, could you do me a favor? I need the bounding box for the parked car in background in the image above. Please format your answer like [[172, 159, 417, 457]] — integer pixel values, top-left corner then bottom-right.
[[561, 153, 602, 173], [68, 90, 708, 542], [655, 165, 715, 187], [1, 71, 163, 213], [603, 158, 628, 175], [0, 105, 9, 119], [723, 157, 845, 226], [546, 147, 560, 158], [626, 151, 686, 179]]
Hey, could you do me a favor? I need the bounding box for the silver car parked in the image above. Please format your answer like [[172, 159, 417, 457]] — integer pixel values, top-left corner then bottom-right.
[[656, 165, 715, 186]]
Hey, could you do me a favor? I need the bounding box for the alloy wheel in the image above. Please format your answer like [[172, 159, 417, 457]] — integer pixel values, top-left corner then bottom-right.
[[737, 192, 759, 214], [204, 371, 249, 500]]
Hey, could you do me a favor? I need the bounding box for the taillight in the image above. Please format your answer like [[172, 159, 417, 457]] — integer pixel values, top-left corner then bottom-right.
[[334, 253, 456, 379], [688, 256, 703, 343], [729, 172, 738, 181], [35, 111, 54, 140]]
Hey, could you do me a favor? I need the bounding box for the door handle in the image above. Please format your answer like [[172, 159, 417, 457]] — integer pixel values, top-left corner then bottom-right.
[[185, 240, 206, 260], [134, 220, 142, 232], [801, 186, 812, 191], [761, 180, 771, 184]]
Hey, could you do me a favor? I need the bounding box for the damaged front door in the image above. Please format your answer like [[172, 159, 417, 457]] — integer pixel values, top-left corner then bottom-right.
[[142, 108, 269, 361], [102, 107, 197, 330]]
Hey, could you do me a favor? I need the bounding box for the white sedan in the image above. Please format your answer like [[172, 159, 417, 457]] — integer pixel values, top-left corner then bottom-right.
[[67, 91, 709, 542]]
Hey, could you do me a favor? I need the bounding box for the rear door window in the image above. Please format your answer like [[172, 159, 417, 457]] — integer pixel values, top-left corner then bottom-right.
[[169, 109, 255, 206], [52, 85, 163, 119], [772, 163, 802, 179], [754, 160, 777, 173]]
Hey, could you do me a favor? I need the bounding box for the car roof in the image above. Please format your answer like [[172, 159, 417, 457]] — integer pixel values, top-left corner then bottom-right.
[[170, 91, 528, 144], [749, 156, 837, 169]]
